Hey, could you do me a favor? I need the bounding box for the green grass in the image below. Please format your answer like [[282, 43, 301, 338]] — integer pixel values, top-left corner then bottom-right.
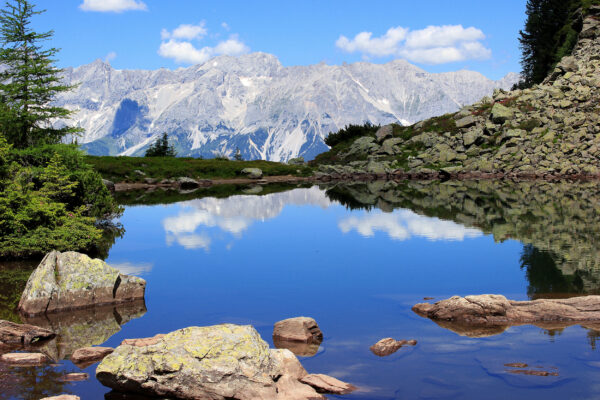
[[86, 156, 313, 182]]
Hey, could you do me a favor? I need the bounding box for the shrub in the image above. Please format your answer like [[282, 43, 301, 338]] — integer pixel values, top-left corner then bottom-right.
[[324, 122, 379, 147]]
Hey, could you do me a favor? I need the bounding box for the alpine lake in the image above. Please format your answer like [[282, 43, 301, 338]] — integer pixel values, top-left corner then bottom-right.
[[2, 179, 600, 400]]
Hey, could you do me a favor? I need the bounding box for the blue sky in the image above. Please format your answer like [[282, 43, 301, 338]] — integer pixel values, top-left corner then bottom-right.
[[34, 0, 527, 80]]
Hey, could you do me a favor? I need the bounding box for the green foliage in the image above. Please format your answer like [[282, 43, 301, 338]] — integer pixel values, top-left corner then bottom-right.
[[234, 148, 243, 161], [324, 122, 379, 147], [145, 132, 176, 157], [0, 137, 122, 259], [86, 155, 313, 182], [517, 0, 600, 87], [0, 0, 82, 148]]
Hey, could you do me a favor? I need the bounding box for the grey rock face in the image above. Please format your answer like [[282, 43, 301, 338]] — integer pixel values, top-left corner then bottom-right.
[[55, 54, 518, 161]]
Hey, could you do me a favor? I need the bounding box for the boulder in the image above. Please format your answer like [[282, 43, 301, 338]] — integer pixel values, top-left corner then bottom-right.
[[369, 338, 417, 357], [270, 349, 307, 379], [1, 352, 50, 366], [0, 320, 55, 345], [18, 251, 146, 316], [299, 374, 357, 395], [71, 346, 114, 368], [413, 294, 600, 328], [375, 124, 394, 143], [273, 317, 323, 343], [288, 157, 305, 165], [455, 115, 478, 129], [273, 338, 321, 357], [490, 103, 515, 124], [97, 324, 280, 400], [241, 168, 263, 179], [177, 177, 199, 190]]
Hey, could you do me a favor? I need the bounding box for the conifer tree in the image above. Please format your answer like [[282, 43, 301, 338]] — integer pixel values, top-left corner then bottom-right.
[[0, 0, 81, 148], [145, 132, 176, 157]]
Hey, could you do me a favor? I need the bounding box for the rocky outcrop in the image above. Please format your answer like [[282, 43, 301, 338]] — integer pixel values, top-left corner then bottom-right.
[[0, 320, 55, 346], [18, 251, 146, 316], [96, 324, 354, 400], [315, 10, 600, 179], [71, 347, 114, 368], [413, 295, 600, 335], [369, 338, 417, 356]]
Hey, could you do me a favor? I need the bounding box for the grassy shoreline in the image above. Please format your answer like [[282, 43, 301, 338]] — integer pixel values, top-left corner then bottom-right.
[[86, 156, 313, 182]]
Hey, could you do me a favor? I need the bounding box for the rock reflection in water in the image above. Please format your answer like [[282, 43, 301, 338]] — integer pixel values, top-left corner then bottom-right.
[[272, 338, 321, 357], [20, 300, 146, 362], [0, 364, 72, 400], [324, 180, 600, 295]]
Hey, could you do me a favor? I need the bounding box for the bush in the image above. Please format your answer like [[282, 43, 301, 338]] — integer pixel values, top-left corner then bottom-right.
[[324, 122, 379, 147], [0, 138, 122, 259], [145, 133, 176, 157]]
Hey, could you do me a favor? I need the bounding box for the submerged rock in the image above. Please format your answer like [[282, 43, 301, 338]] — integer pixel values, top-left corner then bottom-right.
[[18, 251, 146, 316], [57, 373, 89, 382], [0, 320, 55, 345], [369, 338, 417, 357], [97, 324, 354, 400], [273, 317, 323, 343], [413, 294, 600, 328]]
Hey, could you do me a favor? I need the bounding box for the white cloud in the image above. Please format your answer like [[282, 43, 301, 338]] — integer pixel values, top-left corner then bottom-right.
[[159, 22, 250, 65], [336, 25, 491, 64], [104, 51, 117, 63], [338, 210, 482, 241], [161, 23, 207, 41], [221, 22, 230, 31], [80, 0, 147, 13]]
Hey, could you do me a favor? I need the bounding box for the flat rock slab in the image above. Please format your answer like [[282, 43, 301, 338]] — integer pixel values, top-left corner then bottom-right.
[[273, 317, 323, 343], [18, 251, 146, 316], [0, 320, 55, 345], [40, 396, 80, 400], [370, 338, 417, 357], [1, 352, 51, 366], [413, 294, 600, 328], [300, 374, 358, 395], [71, 346, 114, 368]]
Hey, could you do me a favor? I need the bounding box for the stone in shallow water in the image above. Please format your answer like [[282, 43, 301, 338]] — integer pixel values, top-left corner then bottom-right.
[[273, 317, 323, 343], [71, 347, 114, 368], [369, 338, 417, 357], [57, 373, 89, 382], [18, 251, 146, 316], [40, 396, 80, 400], [300, 374, 358, 395]]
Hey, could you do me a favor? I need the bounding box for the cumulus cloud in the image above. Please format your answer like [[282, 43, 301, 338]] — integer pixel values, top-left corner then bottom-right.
[[336, 24, 491, 64], [159, 23, 249, 65], [161, 22, 207, 41], [80, 0, 147, 13], [338, 210, 482, 241]]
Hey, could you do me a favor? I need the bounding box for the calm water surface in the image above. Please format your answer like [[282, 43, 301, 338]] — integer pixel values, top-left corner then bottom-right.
[[2, 180, 600, 399]]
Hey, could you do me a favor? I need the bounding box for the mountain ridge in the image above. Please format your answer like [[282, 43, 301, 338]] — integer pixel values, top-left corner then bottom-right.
[[55, 52, 519, 161]]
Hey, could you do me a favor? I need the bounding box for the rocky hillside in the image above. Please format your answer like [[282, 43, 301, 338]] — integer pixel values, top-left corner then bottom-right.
[[55, 54, 517, 162], [323, 180, 600, 295], [314, 8, 600, 178]]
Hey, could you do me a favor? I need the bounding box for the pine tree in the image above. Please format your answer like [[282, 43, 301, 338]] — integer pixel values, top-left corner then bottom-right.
[[234, 147, 243, 161], [145, 133, 176, 157], [0, 0, 81, 148]]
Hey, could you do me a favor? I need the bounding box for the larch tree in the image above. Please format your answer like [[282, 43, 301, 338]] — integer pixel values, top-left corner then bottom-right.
[[0, 0, 81, 148]]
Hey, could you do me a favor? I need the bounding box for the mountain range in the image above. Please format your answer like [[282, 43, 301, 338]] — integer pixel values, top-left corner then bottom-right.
[[55, 53, 519, 161]]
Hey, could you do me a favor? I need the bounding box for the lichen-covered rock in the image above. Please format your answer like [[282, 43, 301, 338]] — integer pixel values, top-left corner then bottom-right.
[[375, 124, 394, 143], [18, 251, 146, 316], [96, 324, 279, 400], [241, 168, 263, 179], [177, 177, 199, 190], [288, 157, 305, 165]]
